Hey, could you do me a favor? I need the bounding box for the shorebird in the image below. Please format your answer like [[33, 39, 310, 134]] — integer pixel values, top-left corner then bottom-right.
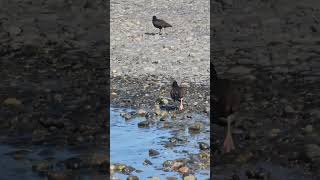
[[152, 16, 172, 35], [170, 81, 186, 111], [212, 65, 240, 153]]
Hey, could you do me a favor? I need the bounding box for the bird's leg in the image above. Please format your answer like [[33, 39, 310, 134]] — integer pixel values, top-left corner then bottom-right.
[[179, 98, 184, 111], [223, 115, 235, 153], [159, 29, 162, 35]]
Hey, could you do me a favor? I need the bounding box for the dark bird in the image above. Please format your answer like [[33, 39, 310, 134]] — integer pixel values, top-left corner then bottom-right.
[[212, 65, 240, 153], [152, 16, 172, 35], [170, 81, 186, 111]]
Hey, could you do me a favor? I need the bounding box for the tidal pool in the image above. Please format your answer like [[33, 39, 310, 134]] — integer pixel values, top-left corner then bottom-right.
[[110, 108, 210, 179]]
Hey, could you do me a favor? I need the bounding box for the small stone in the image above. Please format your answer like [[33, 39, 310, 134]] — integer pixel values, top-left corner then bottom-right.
[[167, 177, 178, 180], [47, 171, 68, 180], [198, 142, 209, 150], [143, 159, 152, 165], [178, 166, 189, 174], [127, 176, 139, 180], [183, 175, 196, 180], [269, 128, 281, 137], [3, 98, 22, 106], [204, 107, 210, 113], [137, 109, 147, 116], [111, 92, 117, 96], [149, 149, 160, 156], [304, 124, 313, 134], [32, 161, 51, 174], [305, 144, 320, 162], [189, 122, 204, 132], [138, 121, 149, 128], [151, 177, 160, 180], [172, 161, 184, 170]]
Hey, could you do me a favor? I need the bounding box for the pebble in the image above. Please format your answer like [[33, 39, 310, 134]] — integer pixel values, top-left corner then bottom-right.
[[303, 124, 313, 134], [151, 177, 160, 180], [47, 171, 68, 180], [137, 109, 147, 116], [143, 159, 152, 165], [127, 176, 139, 180], [3, 97, 22, 106], [178, 166, 189, 174], [269, 128, 281, 137], [149, 149, 160, 156], [198, 142, 209, 150], [188, 122, 204, 132], [167, 177, 178, 180], [138, 121, 149, 128], [183, 175, 196, 180], [305, 144, 320, 162]]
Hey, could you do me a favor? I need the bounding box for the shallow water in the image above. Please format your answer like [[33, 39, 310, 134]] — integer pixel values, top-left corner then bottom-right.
[[110, 108, 210, 179], [0, 142, 107, 180]]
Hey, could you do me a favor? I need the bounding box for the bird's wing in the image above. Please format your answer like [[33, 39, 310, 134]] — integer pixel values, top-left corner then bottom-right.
[[159, 19, 172, 27], [170, 88, 178, 100]]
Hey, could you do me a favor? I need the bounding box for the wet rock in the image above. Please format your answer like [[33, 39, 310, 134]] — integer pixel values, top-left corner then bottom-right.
[[151, 177, 160, 180], [138, 121, 149, 128], [245, 168, 270, 180], [64, 157, 82, 169], [123, 165, 135, 174], [145, 112, 156, 120], [232, 174, 240, 180], [149, 149, 160, 156], [188, 122, 204, 133], [235, 152, 253, 164], [204, 107, 210, 113], [284, 105, 295, 114], [127, 176, 139, 180], [47, 171, 69, 180], [121, 112, 133, 120], [269, 128, 281, 137], [160, 111, 169, 121], [198, 142, 209, 150], [32, 161, 52, 174], [3, 97, 22, 107], [6, 150, 31, 160], [303, 124, 313, 134], [163, 160, 174, 171], [183, 175, 196, 180], [137, 109, 147, 116], [178, 166, 190, 174], [304, 144, 320, 162], [155, 104, 161, 116], [111, 175, 120, 180], [84, 153, 109, 167], [143, 159, 152, 165], [167, 177, 178, 180], [172, 161, 184, 170]]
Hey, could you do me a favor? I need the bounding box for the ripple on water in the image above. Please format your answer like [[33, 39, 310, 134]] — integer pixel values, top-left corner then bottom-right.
[[110, 107, 210, 179]]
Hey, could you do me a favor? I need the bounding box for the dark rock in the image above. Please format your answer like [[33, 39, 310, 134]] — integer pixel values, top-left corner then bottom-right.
[[149, 149, 160, 156]]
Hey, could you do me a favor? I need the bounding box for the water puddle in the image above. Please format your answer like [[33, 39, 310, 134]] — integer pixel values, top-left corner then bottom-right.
[[110, 108, 210, 179]]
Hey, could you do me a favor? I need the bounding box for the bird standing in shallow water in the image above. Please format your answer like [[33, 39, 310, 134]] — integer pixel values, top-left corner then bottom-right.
[[152, 16, 172, 35], [212, 66, 240, 153], [170, 81, 185, 111]]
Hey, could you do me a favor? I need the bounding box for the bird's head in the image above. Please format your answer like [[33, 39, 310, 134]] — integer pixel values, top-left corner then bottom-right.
[[172, 80, 178, 87], [153, 16, 157, 20]]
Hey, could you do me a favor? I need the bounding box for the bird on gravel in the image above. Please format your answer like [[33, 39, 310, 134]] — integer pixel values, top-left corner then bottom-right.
[[152, 16, 172, 35], [170, 81, 186, 111], [212, 65, 241, 153]]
